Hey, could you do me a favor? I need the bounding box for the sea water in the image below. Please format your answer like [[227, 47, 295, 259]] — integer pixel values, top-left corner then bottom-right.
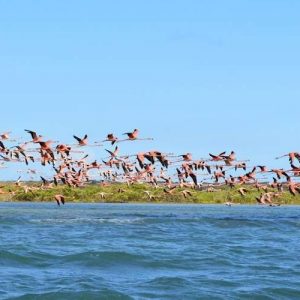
[[1, 203, 300, 299]]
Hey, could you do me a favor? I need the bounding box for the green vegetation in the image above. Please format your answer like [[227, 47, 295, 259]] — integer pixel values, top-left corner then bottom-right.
[[1, 182, 300, 204]]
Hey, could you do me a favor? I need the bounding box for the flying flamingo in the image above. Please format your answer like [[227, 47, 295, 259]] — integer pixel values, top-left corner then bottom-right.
[[54, 194, 65, 206], [0, 131, 11, 140], [73, 134, 88, 146], [105, 146, 119, 158], [120, 129, 153, 142], [209, 151, 226, 161], [102, 133, 118, 145], [25, 130, 43, 143], [276, 152, 300, 163]]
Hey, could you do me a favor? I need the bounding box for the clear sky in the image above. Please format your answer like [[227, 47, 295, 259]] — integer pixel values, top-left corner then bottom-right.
[[0, 0, 299, 179]]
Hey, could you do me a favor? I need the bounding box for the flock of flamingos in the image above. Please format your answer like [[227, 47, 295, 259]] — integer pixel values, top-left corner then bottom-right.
[[0, 129, 299, 206]]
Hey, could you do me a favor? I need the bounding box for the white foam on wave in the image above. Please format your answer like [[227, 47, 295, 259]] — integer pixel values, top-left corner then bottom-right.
[[30, 217, 143, 225]]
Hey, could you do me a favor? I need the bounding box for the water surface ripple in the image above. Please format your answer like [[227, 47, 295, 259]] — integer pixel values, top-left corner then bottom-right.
[[1, 203, 300, 299]]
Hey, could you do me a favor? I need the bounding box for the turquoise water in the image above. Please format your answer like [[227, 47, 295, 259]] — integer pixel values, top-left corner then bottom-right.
[[1, 203, 300, 300]]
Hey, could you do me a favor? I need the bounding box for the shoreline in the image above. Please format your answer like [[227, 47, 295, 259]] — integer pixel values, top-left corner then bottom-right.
[[1, 183, 300, 205], [0, 199, 298, 205]]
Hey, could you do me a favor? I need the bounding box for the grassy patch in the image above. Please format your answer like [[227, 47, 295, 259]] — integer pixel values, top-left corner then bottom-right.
[[0, 182, 300, 204]]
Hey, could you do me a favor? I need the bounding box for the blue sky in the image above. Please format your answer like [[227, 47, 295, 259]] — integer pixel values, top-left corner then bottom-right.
[[0, 0, 299, 179]]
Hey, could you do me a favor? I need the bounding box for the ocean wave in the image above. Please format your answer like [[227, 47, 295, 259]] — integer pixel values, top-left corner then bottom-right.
[[0, 250, 148, 269], [0, 250, 46, 267], [7, 290, 133, 300], [61, 250, 146, 267], [30, 217, 143, 225], [144, 276, 191, 287]]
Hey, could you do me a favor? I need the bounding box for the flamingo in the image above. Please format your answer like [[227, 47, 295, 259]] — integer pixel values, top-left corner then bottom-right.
[[73, 134, 88, 146]]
